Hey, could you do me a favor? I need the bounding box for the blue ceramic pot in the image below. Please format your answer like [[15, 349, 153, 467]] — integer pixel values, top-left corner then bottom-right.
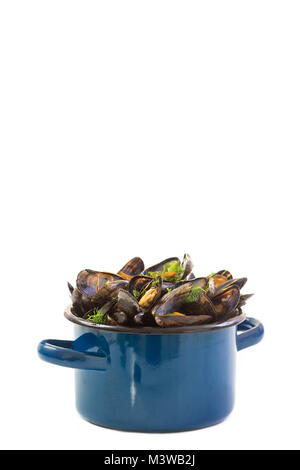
[[38, 307, 264, 432]]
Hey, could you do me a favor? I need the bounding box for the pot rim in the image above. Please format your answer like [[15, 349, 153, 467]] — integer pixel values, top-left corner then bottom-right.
[[64, 305, 246, 335]]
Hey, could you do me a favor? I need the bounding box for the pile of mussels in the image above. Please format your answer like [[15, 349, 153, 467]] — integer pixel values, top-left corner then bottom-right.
[[68, 255, 252, 327]]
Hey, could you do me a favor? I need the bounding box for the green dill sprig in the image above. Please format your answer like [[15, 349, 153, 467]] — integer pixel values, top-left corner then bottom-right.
[[147, 261, 184, 283], [185, 285, 205, 303], [87, 307, 108, 324], [132, 290, 140, 300]]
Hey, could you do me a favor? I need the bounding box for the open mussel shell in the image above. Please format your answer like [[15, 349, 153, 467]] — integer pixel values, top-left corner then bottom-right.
[[152, 282, 216, 318], [76, 270, 128, 301], [129, 275, 152, 296], [152, 283, 192, 316], [118, 257, 144, 280], [212, 278, 247, 297], [129, 275, 164, 309], [160, 281, 176, 295], [133, 311, 156, 327], [143, 257, 180, 275], [212, 287, 240, 316], [68, 283, 99, 317], [181, 253, 194, 280], [143, 254, 193, 283], [117, 289, 142, 318], [143, 257, 183, 282], [181, 291, 216, 317], [155, 313, 213, 327], [138, 276, 162, 310]]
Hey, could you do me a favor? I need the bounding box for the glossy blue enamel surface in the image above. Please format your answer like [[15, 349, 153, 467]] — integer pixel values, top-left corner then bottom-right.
[[38, 317, 264, 432]]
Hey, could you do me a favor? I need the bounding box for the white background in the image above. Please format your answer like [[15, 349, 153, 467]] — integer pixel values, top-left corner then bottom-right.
[[0, 0, 299, 450]]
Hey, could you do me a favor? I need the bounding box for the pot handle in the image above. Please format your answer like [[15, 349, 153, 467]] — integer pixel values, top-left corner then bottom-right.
[[38, 339, 107, 371], [236, 317, 264, 351]]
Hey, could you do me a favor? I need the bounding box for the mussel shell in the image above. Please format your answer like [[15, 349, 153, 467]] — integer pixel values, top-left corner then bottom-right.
[[152, 281, 216, 317], [217, 270, 233, 280], [181, 253, 194, 280], [175, 277, 207, 290], [213, 287, 240, 316], [187, 272, 196, 280], [212, 278, 247, 297], [161, 281, 176, 295], [143, 257, 180, 276], [152, 283, 192, 316], [68, 283, 99, 317], [118, 257, 144, 280], [133, 311, 156, 327], [117, 289, 142, 318], [155, 313, 213, 327], [181, 291, 216, 317], [138, 276, 162, 310], [128, 275, 152, 296], [211, 274, 228, 287], [109, 310, 129, 325], [76, 270, 125, 297], [68, 282, 74, 294], [128, 276, 163, 309], [206, 277, 216, 297]]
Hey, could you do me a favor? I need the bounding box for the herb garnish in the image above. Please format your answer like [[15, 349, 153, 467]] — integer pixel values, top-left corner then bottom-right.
[[133, 290, 140, 300], [151, 277, 161, 287], [185, 285, 204, 303], [87, 307, 108, 324], [147, 260, 184, 283]]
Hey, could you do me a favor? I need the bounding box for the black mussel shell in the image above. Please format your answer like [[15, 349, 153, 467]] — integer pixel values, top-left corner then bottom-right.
[[180, 292, 216, 317], [187, 272, 196, 280], [211, 273, 228, 287], [117, 289, 142, 318], [138, 276, 162, 310], [129, 276, 163, 310], [76, 270, 126, 298], [152, 283, 192, 316], [161, 281, 176, 295], [217, 270, 233, 280], [67, 282, 74, 294], [212, 287, 240, 316], [118, 257, 145, 280], [181, 253, 194, 280], [175, 277, 207, 290], [152, 282, 216, 318], [155, 313, 213, 327], [212, 278, 247, 298], [133, 311, 156, 327], [143, 256, 180, 274], [129, 275, 152, 297], [68, 283, 99, 317], [143, 257, 181, 281], [109, 310, 129, 325]]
